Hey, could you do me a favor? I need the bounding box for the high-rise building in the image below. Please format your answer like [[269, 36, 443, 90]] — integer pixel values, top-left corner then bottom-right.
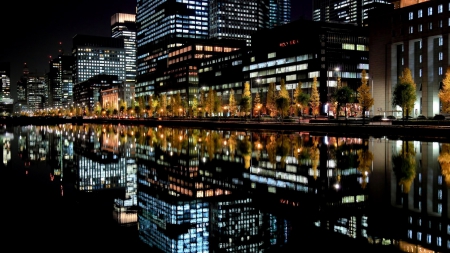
[[111, 13, 137, 108], [0, 62, 11, 101], [209, 0, 270, 46], [136, 0, 210, 98], [312, 0, 392, 26], [72, 34, 126, 85], [15, 63, 29, 113], [47, 43, 74, 108], [111, 13, 136, 85], [269, 0, 291, 28]]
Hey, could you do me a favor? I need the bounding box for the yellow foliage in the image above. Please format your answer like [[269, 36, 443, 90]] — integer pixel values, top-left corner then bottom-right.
[[437, 143, 450, 187], [438, 67, 450, 113]]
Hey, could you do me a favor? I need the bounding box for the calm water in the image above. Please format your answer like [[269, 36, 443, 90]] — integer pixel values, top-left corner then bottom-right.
[[1, 123, 449, 252]]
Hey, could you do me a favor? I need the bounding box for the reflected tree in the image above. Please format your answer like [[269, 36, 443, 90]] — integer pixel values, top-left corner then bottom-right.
[[239, 134, 252, 169], [392, 141, 416, 193], [310, 136, 320, 180], [357, 140, 374, 189], [266, 135, 277, 166], [437, 143, 450, 187]]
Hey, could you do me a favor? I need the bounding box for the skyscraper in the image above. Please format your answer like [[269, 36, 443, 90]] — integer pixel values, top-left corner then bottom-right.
[[136, 0, 210, 97], [111, 13, 137, 86], [72, 34, 126, 85], [312, 0, 392, 26], [47, 43, 74, 108], [111, 13, 137, 108]]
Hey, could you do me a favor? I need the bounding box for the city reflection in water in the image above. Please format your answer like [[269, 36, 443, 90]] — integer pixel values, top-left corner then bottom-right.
[[0, 123, 449, 252]]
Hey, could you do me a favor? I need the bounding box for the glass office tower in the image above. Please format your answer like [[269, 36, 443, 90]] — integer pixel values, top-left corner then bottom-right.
[[136, 0, 209, 97]]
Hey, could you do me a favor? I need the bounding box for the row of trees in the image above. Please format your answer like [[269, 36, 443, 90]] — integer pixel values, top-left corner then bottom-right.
[[30, 66, 450, 119]]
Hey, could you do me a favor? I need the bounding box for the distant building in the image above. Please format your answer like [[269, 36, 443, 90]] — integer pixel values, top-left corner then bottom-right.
[[73, 74, 123, 112], [312, 0, 392, 26], [269, 0, 291, 28], [368, 0, 449, 118], [16, 63, 29, 112], [72, 34, 126, 85], [27, 73, 48, 111], [47, 49, 74, 108], [0, 62, 11, 101]]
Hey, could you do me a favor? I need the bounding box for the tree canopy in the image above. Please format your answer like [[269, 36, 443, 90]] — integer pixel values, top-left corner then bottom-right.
[[309, 77, 320, 117], [438, 67, 450, 113], [357, 70, 374, 119], [392, 68, 417, 119]]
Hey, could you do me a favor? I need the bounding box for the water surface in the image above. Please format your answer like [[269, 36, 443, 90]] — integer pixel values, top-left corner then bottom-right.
[[1, 123, 448, 252]]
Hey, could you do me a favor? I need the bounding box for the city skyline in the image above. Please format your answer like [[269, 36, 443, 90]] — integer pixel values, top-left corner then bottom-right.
[[0, 0, 310, 100]]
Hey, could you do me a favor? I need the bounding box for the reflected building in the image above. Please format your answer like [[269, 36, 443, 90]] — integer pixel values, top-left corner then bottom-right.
[[1, 128, 13, 166], [370, 137, 450, 252]]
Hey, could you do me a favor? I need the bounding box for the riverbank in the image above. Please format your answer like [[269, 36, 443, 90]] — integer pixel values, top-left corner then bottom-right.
[[2, 116, 450, 141]]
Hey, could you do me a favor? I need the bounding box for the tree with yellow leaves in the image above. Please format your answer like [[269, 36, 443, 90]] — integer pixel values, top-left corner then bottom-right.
[[357, 70, 374, 124], [309, 76, 321, 117], [357, 140, 374, 189], [437, 143, 450, 187], [438, 67, 450, 113], [392, 68, 417, 120], [392, 141, 416, 193]]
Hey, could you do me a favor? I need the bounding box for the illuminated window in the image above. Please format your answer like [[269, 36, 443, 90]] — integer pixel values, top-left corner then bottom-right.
[[409, 26, 414, 34], [409, 12, 413, 20], [428, 7, 433, 16], [418, 9, 423, 18], [268, 52, 276, 59]]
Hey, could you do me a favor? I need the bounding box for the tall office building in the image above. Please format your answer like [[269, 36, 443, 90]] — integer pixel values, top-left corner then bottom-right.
[[269, 0, 291, 28], [72, 34, 125, 85], [209, 0, 270, 46], [312, 0, 392, 26], [136, 0, 210, 97], [47, 43, 74, 108], [0, 62, 10, 101], [27, 73, 48, 110], [111, 13, 136, 85], [111, 13, 137, 108]]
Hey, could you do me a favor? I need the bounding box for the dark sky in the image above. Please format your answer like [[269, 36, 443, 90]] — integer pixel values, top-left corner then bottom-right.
[[0, 0, 311, 99]]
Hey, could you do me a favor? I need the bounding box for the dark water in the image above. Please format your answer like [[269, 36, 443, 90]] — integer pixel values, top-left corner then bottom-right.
[[1, 123, 448, 252]]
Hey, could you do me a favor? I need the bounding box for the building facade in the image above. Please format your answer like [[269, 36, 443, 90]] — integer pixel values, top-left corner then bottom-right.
[[72, 34, 126, 85], [269, 0, 291, 28], [312, 0, 392, 26], [369, 0, 450, 118], [136, 0, 286, 100], [209, 0, 270, 46], [0, 62, 11, 101], [47, 54, 74, 108], [136, 0, 210, 99], [245, 19, 369, 116], [73, 74, 122, 112], [111, 13, 137, 108]]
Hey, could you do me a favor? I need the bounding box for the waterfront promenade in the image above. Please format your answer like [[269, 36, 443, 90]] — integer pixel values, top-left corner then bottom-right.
[[2, 116, 450, 141]]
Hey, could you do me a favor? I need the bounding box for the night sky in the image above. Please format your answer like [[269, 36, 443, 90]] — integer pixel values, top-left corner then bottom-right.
[[0, 0, 312, 99]]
